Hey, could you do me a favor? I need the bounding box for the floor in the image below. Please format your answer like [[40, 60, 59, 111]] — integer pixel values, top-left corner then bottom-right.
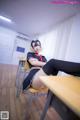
[[0, 64, 62, 120]]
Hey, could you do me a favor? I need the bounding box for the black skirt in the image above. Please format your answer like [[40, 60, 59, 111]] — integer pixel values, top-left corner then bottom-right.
[[23, 68, 40, 90]]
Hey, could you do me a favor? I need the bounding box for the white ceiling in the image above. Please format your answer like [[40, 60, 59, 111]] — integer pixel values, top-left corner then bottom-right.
[[0, 0, 80, 38]]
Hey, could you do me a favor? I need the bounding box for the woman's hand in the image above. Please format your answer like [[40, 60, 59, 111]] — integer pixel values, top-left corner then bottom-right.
[[29, 58, 46, 67], [30, 58, 38, 61]]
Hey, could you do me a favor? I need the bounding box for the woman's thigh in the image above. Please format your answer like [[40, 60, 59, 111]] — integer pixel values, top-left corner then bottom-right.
[[31, 68, 47, 89]]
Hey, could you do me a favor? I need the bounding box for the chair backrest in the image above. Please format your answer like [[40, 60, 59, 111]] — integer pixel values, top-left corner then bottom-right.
[[24, 60, 30, 71]]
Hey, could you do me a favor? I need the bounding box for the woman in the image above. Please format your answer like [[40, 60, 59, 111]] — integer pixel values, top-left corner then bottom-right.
[[23, 40, 80, 90], [23, 40, 47, 90]]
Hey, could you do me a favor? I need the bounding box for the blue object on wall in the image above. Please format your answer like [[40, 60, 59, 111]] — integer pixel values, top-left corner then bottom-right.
[[16, 46, 25, 53]]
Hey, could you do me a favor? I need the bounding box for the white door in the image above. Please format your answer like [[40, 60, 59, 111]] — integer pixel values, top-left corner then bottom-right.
[[12, 37, 30, 65], [0, 27, 16, 64]]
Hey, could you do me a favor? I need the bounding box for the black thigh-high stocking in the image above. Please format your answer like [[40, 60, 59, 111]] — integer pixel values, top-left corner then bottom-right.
[[42, 59, 80, 76]]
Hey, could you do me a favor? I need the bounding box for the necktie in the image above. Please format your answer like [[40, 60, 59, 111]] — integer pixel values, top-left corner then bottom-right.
[[35, 53, 42, 61]]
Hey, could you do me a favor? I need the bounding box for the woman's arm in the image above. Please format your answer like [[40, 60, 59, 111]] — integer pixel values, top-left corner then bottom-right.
[[28, 58, 46, 67]]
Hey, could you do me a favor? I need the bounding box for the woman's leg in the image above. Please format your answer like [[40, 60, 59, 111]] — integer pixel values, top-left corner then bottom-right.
[[32, 59, 80, 89], [42, 59, 80, 76], [31, 69, 47, 89], [23, 69, 39, 90]]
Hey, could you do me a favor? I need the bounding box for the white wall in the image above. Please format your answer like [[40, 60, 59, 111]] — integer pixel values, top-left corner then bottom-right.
[[0, 26, 17, 64], [39, 17, 73, 60], [53, 17, 73, 60], [12, 37, 30, 65], [39, 13, 80, 63], [39, 30, 57, 60], [38, 17, 73, 61], [0, 13, 80, 65], [65, 14, 80, 62], [0, 26, 31, 65]]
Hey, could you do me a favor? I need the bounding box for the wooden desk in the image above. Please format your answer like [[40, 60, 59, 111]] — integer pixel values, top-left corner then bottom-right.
[[40, 76, 80, 120]]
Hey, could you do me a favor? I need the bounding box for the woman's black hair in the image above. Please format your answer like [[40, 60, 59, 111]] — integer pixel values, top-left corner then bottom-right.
[[31, 40, 35, 48], [31, 40, 41, 48]]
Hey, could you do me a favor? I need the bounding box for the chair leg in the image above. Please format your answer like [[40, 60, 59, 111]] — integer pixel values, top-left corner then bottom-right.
[[16, 87, 20, 97], [26, 92, 47, 116], [16, 65, 24, 98], [40, 91, 53, 120]]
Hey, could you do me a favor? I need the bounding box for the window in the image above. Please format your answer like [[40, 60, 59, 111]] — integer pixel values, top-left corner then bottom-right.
[[16, 46, 25, 53]]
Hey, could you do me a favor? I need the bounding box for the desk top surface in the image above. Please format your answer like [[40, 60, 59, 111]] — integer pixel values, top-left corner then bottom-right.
[[40, 76, 80, 117]]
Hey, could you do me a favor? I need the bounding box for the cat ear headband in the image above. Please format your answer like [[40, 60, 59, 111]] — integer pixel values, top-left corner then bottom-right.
[[31, 40, 41, 48]]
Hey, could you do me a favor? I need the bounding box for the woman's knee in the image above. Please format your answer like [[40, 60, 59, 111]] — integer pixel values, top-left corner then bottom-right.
[[42, 58, 58, 75], [48, 59, 55, 65], [32, 77, 45, 89], [45, 59, 56, 68]]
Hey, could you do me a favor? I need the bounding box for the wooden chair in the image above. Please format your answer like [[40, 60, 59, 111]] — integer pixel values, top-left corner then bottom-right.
[[16, 59, 48, 113]]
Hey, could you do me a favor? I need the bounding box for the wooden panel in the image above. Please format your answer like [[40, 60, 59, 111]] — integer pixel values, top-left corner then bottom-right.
[[0, 64, 61, 120], [40, 76, 80, 117]]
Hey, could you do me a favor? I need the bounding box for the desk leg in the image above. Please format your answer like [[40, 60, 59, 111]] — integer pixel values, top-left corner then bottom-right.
[[40, 90, 80, 120], [40, 90, 53, 120]]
